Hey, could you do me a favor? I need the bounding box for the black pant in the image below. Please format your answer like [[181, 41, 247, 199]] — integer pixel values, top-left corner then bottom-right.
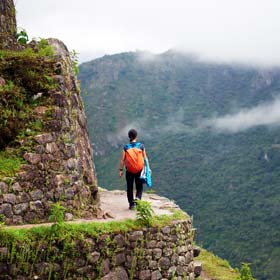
[[126, 170, 143, 206]]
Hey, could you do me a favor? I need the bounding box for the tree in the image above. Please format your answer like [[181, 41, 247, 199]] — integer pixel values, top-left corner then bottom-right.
[[237, 263, 255, 280], [0, 0, 18, 49]]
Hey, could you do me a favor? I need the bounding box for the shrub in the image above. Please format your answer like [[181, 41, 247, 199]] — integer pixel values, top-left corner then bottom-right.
[[135, 200, 154, 226]]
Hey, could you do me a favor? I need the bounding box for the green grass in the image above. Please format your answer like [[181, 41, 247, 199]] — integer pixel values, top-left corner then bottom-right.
[[0, 151, 23, 180], [196, 247, 240, 280], [4, 210, 188, 238]]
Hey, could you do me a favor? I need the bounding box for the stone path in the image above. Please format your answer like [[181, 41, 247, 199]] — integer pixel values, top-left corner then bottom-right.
[[7, 188, 180, 230]]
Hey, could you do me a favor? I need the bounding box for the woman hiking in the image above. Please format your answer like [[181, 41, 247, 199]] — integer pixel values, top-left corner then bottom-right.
[[119, 129, 151, 210]]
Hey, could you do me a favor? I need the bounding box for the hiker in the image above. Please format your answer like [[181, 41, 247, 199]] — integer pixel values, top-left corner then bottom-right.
[[119, 129, 151, 210]]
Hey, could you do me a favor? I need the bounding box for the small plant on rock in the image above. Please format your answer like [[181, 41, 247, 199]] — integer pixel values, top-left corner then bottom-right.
[[135, 200, 154, 226], [70, 50, 79, 75], [48, 202, 66, 224], [16, 28, 29, 45]]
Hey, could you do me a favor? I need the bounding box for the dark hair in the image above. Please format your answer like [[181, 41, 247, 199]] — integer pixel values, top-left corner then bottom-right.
[[128, 129, 138, 141]]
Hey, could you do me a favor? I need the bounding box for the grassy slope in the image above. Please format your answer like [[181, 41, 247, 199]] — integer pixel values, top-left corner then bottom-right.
[[79, 52, 280, 280], [196, 247, 240, 280]]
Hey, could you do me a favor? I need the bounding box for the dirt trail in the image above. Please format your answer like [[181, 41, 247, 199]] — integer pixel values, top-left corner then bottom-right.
[[6, 189, 180, 230]]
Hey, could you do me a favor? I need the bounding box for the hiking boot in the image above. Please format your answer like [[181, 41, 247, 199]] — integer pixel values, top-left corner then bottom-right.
[[129, 204, 135, 210], [134, 197, 140, 205]]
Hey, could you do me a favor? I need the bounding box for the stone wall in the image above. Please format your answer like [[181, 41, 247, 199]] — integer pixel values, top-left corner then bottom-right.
[[0, 219, 201, 279], [0, 0, 21, 50], [0, 39, 100, 224]]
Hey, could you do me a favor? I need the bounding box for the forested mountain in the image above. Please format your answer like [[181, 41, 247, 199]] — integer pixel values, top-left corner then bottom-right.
[[79, 51, 280, 280]]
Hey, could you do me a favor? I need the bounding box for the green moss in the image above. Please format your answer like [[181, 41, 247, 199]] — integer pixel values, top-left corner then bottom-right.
[[0, 151, 24, 180], [0, 48, 58, 150], [0, 211, 189, 278], [196, 247, 240, 280]]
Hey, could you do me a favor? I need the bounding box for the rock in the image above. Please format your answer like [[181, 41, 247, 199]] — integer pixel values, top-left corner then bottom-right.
[[66, 158, 77, 170], [149, 260, 158, 270], [34, 133, 53, 144], [46, 142, 59, 154], [8, 264, 18, 276], [0, 247, 8, 258], [158, 257, 170, 270], [34, 106, 49, 116], [16, 192, 30, 203], [0, 263, 8, 274], [3, 193, 16, 205], [32, 92, 43, 100], [101, 258, 110, 276], [30, 190, 44, 201], [87, 251, 100, 264], [151, 270, 162, 280], [0, 182, 8, 194], [12, 215, 23, 224], [167, 266, 177, 278], [105, 211, 115, 219], [53, 92, 68, 107], [178, 256, 186, 266], [147, 240, 157, 248], [177, 246, 188, 255], [75, 258, 86, 267], [194, 262, 202, 277], [13, 203, 28, 215], [47, 38, 69, 58], [114, 253, 126, 265], [139, 270, 151, 280], [185, 251, 192, 263], [0, 77, 6, 86], [64, 212, 73, 221], [101, 266, 128, 280], [54, 174, 65, 187], [193, 246, 200, 257], [163, 248, 173, 257], [24, 153, 41, 164], [153, 248, 162, 259], [171, 253, 179, 265], [65, 187, 76, 199], [114, 234, 125, 248], [128, 231, 143, 241], [155, 241, 165, 249], [30, 200, 43, 211], [11, 183, 22, 193], [162, 226, 171, 234], [36, 262, 51, 274]]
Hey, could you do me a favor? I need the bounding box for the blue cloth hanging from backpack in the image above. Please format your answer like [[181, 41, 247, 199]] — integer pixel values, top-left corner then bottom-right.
[[140, 158, 152, 188]]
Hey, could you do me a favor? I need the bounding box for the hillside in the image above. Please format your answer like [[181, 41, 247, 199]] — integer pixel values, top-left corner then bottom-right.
[[79, 51, 280, 280]]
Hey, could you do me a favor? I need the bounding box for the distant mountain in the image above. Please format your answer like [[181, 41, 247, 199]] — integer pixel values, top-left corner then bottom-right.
[[79, 51, 280, 280]]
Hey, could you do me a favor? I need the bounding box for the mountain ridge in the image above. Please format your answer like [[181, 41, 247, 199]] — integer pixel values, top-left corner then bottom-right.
[[79, 51, 280, 280]]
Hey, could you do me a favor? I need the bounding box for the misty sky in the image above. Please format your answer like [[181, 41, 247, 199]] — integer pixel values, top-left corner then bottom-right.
[[15, 0, 280, 65]]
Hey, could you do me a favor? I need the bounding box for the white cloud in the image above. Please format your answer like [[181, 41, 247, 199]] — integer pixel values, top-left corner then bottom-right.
[[15, 0, 280, 65], [204, 98, 280, 133]]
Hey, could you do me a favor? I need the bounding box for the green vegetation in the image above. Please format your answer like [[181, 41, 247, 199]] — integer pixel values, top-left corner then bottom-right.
[[196, 247, 240, 280], [0, 211, 186, 278], [0, 151, 23, 180], [16, 29, 29, 45], [0, 47, 57, 151], [3, 210, 187, 238], [70, 49, 79, 75], [238, 263, 255, 280], [135, 200, 154, 226], [48, 202, 66, 224], [37, 38, 55, 57], [79, 51, 280, 280]]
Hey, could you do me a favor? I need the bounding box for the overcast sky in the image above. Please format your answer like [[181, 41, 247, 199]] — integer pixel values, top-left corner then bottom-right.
[[15, 0, 280, 65]]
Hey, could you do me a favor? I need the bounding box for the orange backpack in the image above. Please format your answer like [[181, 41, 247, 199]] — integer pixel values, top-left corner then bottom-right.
[[124, 142, 145, 173]]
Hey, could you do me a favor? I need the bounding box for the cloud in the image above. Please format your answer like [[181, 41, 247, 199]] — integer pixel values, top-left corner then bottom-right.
[[203, 98, 280, 133], [16, 0, 280, 66]]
